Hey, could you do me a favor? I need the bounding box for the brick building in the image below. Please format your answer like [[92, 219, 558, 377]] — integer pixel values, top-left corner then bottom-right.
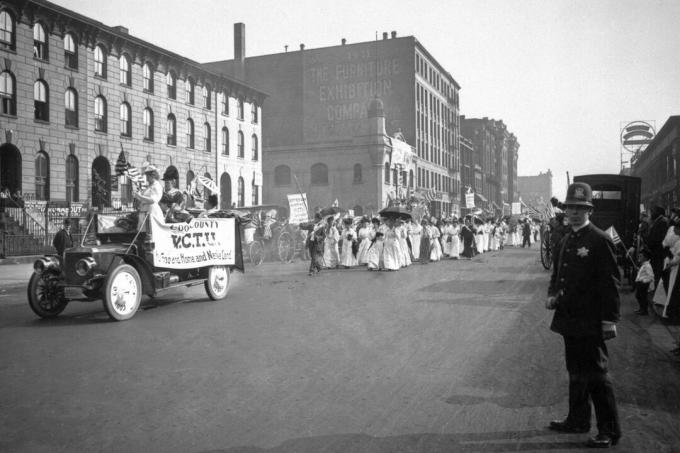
[[0, 0, 265, 226], [204, 29, 462, 217], [517, 170, 553, 211]]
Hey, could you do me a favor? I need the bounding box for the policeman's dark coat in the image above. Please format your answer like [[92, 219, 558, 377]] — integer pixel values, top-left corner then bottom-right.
[[548, 223, 620, 337]]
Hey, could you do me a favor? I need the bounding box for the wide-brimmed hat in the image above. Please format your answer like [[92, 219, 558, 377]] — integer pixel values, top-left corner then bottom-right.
[[162, 167, 179, 181], [144, 165, 160, 176], [564, 182, 593, 208]]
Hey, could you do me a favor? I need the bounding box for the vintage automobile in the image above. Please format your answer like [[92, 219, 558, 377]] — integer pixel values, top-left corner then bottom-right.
[[27, 211, 244, 321]]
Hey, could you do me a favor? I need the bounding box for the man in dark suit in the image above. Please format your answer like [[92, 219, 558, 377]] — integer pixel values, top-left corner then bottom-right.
[[546, 182, 621, 448], [52, 218, 74, 257], [645, 206, 669, 291]]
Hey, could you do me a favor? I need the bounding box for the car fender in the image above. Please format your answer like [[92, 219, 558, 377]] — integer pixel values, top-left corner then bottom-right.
[[113, 254, 156, 296]]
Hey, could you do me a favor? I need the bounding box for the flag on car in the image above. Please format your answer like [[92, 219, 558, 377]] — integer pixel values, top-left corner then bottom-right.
[[114, 148, 130, 176], [605, 226, 622, 246]]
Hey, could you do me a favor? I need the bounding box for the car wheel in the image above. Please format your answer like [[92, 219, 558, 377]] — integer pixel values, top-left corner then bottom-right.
[[204, 265, 230, 300], [102, 264, 142, 321], [27, 272, 68, 318]]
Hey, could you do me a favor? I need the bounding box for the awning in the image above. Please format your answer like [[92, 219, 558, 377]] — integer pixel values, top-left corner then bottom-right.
[[475, 193, 488, 203]]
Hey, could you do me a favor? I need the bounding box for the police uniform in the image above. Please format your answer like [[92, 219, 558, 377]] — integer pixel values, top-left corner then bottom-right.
[[547, 182, 621, 447]]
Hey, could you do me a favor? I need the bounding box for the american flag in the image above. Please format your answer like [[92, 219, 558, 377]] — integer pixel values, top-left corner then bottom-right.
[[424, 188, 437, 202], [605, 226, 622, 246]]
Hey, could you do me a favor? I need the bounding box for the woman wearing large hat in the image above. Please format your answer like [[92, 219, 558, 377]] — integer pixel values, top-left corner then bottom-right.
[[133, 165, 164, 230]]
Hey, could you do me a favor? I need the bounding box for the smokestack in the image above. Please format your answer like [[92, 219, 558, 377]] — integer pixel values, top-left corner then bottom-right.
[[341, 38, 346, 45], [382, 32, 388, 40], [391, 31, 397, 38], [234, 23, 245, 62]]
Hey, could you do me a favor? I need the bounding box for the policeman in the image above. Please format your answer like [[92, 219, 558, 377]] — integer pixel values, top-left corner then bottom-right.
[[546, 182, 621, 448]]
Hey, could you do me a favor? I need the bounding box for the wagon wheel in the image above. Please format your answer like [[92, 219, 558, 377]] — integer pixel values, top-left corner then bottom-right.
[[540, 237, 552, 270], [248, 241, 265, 266], [277, 231, 296, 263], [27, 272, 68, 318]]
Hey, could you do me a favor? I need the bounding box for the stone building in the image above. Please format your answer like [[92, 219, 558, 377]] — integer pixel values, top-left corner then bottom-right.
[[203, 28, 461, 217], [0, 0, 265, 224], [517, 170, 553, 211]]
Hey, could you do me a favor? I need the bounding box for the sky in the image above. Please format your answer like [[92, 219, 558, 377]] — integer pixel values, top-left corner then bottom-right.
[[56, 0, 680, 200]]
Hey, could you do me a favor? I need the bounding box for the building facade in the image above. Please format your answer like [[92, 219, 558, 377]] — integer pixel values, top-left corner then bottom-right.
[[517, 170, 553, 211], [630, 115, 680, 210], [0, 0, 265, 231], [204, 30, 461, 217]]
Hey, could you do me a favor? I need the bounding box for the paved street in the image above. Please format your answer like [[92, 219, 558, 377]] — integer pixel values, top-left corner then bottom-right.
[[1, 247, 679, 453]]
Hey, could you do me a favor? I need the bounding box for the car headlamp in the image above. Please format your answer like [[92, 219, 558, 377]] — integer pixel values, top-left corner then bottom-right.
[[33, 256, 61, 274], [75, 257, 97, 277]]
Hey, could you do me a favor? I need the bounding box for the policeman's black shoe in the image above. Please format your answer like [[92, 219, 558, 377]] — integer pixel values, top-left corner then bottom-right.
[[586, 433, 620, 448], [548, 419, 590, 433]]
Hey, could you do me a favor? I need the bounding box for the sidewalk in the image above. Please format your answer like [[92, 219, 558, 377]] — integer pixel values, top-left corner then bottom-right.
[[0, 255, 39, 290]]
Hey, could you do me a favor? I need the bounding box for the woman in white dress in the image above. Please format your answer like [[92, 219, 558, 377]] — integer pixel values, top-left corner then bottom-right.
[[449, 218, 461, 259], [408, 219, 422, 261], [430, 220, 442, 262], [381, 217, 402, 271], [475, 218, 485, 254], [322, 216, 340, 268], [356, 218, 372, 265], [396, 219, 411, 267], [339, 217, 358, 268], [440, 220, 452, 257], [366, 218, 384, 270], [133, 165, 164, 231]]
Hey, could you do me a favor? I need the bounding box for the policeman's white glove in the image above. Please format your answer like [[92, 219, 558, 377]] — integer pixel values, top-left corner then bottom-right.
[[602, 322, 617, 340], [545, 296, 558, 310]]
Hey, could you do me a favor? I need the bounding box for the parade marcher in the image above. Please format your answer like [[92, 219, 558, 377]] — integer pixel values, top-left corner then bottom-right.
[[198, 194, 219, 218], [419, 219, 432, 264], [475, 217, 485, 254], [356, 217, 372, 265], [408, 218, 422, 261], [440, 219, 452, 257], [430, 218, 442, 262], [646, 206, 669, 292], [301, 213, 325, 276], [396, 219, 411, 267], [449, 218, 461, 259], [323, 215, 340, 268], [522, 219, 532, 248], [660, 221, 680, 320], [546, 182, 621, 448], [52, 218, 73, 257], [366, 217, 385, 270], [381, 217, 402, 271], [634, 248, 654, 315], [339, 217, 358, 268], [461, 216, 475, 258], [133, 165, 164, 231]]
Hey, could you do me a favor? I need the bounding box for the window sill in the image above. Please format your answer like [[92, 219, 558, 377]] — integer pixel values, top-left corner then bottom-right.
[[120, 134, 132, 140], [166, 143, 177, 148], [0, 47, 17, 54], [94, 130, 108, 135], [120, 83, 131, 89], [65, 124, 79, 130], [143, 138, 154, 144], [221, 112, 229, 117], [34, 119, 50, 125], [0, 112, 17, 119], [94, 74, 107, 81], [33, 56, 49, 63], [64, 65, 78, 72], [143, 88, 154, 95]]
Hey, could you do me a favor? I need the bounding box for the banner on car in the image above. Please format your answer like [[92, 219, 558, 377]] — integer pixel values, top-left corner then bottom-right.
[[150, 216, 236, 268]]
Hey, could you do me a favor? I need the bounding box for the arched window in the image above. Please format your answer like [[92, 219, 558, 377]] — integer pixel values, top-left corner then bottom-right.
[[392, 168, 398, 186], [409, 170, 414, 188], [384, 162, 390, 183], [237, 98, 244, 120], [143, 63, 153, 92], [203, 122, 211, 151], [65, 154, 78, 202], [237, 177, 245, 207], [0, 70, 16, 115], [64, 33, 77, 69], [221, 91, 229, 115], [166, 114, 176, 146], [34, 152, 49, 200], [143, 108, 154, 141], [166, 71, 176, 99], [310, 163, 328, 185], [251, 102, 258, 123], [119, 102, 131, 136], [252, 179, 259, 205], [94, 96, 107, 132], [94, 45, 106, 78], [274, 165, 291, 186], [221, 127, 229, 155], [202, 84, 211, 109], [237, 131, 244, 158], [0, 10, 16, 50], [119, 54, 131, 86], [185, 78, 194, 104], [33, 23, 48, 60], [33, 80, 49, 121], [353, 163, 362, 184], [186, 118, 194, 148], [251, 134, 258, 161], [64, 88, 78, 127]]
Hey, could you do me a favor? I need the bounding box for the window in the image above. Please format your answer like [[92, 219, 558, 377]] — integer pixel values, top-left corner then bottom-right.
[[94, 96, 107, 132], [142, 63, 153, 92], [274, 165, 291, 186], [251, 102, 258, 123], [353, 164, 362, 184], [185, 78, 194, 104], [310, 163, 328, 185], [221, 91, 228, 115], [237, 131, 244, 157], [94, 45, 106, 78], [64, 88, 78, 127], [251, 134, 258, 161], [221, 127, 229, 155], [119, 55, 131, 86], [64, 33, 77, 69], [35, 152, 49, 200], [186, 118, 194, 148], [66, 154, 78, 202], [0, 11, 15, 50], [33, 23, 48, 60], [166, 114, 176, 145], [237, 177, 244, 207], [0, 70, 16, 115], [384, 162, 390, 183], [392, 168, 398, 186], [252, 180, 258, 205], [202, 85, 211, 109], [237, 98, 244, 120], [143, 108, 154, 141], [203, 122, 211, 151], [166, 71, 176, 99], [34, 80, 49, 121], [119, 102, 131, 136]]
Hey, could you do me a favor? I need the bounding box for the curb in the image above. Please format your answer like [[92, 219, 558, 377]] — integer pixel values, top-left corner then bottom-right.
[[0, 255, 42, 265]]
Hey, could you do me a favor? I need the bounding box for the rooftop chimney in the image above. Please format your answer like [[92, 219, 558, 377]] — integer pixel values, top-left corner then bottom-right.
[[382, 32, 388, 40], [341, 38, 346, 45], [234, 23, 245, 62], [300, 43, 305, 50], [391, 31, 397, 38], [112, 25, 128, 35]]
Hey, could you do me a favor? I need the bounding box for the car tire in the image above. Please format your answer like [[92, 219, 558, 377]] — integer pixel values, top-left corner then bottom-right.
[[102, 264, 142, 321], [27, 272, 68, 318], [204, 265, 230, 300]]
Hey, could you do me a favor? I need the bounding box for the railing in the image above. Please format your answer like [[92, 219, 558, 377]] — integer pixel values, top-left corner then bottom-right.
[[1, 232, 84, 257], [1, 198, 47, 237]]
